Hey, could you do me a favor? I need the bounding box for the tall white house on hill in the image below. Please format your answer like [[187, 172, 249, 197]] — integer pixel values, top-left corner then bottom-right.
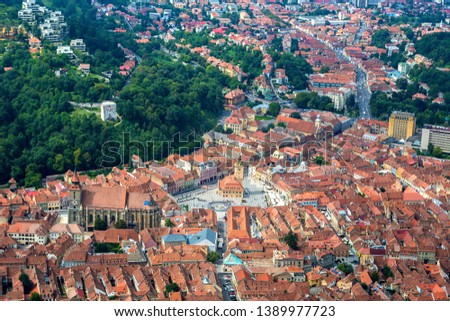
[[101, 101, 117, 121]]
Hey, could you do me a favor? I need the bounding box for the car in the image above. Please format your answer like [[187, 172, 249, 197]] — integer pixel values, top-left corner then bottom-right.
[[230, 291, 235, 295]]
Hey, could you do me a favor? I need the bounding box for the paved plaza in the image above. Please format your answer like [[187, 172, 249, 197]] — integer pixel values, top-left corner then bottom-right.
[[174, 176, 271, 214]]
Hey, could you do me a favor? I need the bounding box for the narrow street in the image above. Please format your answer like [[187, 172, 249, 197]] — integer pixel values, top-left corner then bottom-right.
[[353, 20, 372, 119], [296, 19, 372, 119]]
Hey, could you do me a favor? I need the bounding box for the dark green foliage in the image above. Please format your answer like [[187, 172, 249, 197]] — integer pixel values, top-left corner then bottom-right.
[[207, 251, 220, 263], [281, 231, 299, 250], [382, 265, 394, 279], [396, 78, 408, 90], [320, 66, 330, 73], [214, 125, 225, 133], [337, 263, 354, 275], [209, 45, 263, 81], [272, 53, 312, 90], [164, 219, 175, 228], [268, 102, 281, 117], [309, 8, 335, 16], [19, 272, 34, 294], [30, 292, 42, 301], [371, 29, 391, 49], [94, 242, 123, 254], [403, 28, 415, 41], [164, 283, 180, 297], [94, 217, 108, 231], [115, 219, 127, 229], [290, 112, 301, 119], [371, 271, 380, 283], [370, 65, 450, 128], [313, 156, 326, 165], [415, 32, 450, 67], [294, 92, 334, 111]]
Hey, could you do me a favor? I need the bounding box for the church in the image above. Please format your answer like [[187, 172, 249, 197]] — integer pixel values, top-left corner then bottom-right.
[[67, 184, 161, 232]]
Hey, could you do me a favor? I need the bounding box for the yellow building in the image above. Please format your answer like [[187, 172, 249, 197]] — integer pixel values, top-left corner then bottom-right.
[[218, 175, 244, 199], [388, 111, 416, 140], [234, 161, 244, 182]]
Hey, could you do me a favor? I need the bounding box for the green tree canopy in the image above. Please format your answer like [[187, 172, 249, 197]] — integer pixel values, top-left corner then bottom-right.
[[164, 219, 175, 228], [94, 217, 108, 230], [281, 231, 299, 250], [115, 219, 127, 229], [19, 272, 34, 294], [164, 283, 180, 297], [30, 292, 42, 301], [268, 102, 281, 117], [337, 263, 354, 275], [290, 112, 301, 119], [207, 251, 220, 263]]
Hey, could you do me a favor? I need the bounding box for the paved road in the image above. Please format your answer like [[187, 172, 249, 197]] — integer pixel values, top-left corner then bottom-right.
[[303, 19, 372, 120], [218, 273, 236, 301], [353, 20, 372, 119]]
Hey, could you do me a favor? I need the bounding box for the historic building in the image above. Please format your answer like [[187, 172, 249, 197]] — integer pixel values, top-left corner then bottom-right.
[[67, 185, 161, 232]]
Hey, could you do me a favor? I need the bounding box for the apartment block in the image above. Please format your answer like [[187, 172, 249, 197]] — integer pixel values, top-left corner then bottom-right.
[[388, 111, 416, 140]]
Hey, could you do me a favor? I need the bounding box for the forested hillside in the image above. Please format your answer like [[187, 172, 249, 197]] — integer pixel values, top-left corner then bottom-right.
[[415, 32, 450, 67], [0, 0, 226, 186]]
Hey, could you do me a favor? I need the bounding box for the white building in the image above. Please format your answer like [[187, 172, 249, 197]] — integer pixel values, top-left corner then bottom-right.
[[70, 39, 86, 52], [101, 101, 118, 121], [18, 0, 46, 23], [49, 223, 85, 243], [7, 222, 49, 245], [56, 46, 74, 58], [420, 124, 450, 154]]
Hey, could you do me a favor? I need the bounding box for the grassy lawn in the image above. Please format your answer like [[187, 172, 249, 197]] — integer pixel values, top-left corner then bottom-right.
[[71, 108, 100, 118], [255, 115, 274, 121]]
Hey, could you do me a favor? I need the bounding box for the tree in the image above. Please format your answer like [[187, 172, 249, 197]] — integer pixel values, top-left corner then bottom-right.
[[164, 283, 180, 297], [115, 219, 127, 229], [268, 102, 281, 117], [94, 217, 107, 230], [320, 66, 330, 73], [432, 146, 444, 158], [290, 112, 301, 119], [30, 292, 42, 301], [207, 251, 220, 263], [278, 121, 286, 128], [371, 29, 391, 48], [382, 265, 394, 279], [19, 272, 34, 294], [337, 263, 354, 275], [313, 155, 326, 165], [214, 125, 224, 133], [404, 28, 415, 41], [164, 219, 175, 227], [396, 78, 408, 90], [281, 231, 299, 250], [224, 128, 233, 134], [371, 271, 380, 283]]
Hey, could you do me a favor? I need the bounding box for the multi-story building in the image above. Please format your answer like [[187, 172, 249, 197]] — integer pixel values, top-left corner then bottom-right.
[[388, 111, 416, 140], [224, 116, 243, 134], [7, 222, 49, 245], [67, 185, 161, 232], [218, 175, 244, 199], [100, 101, 117, 121], [49, 223, 84, 243], [70, 39, 86, 52], [420, 124, 450, 154], [56, 46, 74, 58], [18, 0, 46, 23]]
